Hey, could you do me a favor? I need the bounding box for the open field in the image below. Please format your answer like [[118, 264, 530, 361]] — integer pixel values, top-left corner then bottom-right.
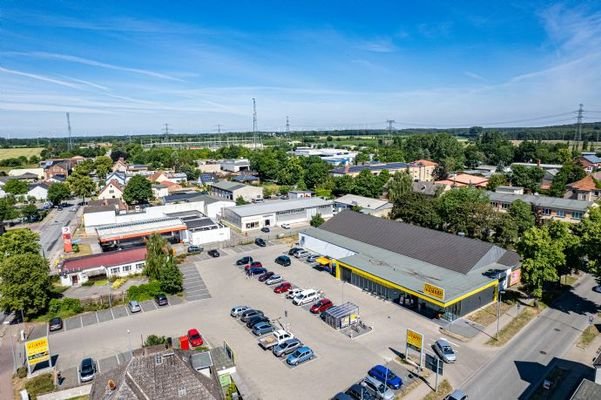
[[0, 147, 44, 160]]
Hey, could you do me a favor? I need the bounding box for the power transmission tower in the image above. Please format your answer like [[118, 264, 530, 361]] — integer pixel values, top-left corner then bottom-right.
[[286, 116, 290, 133], [163, 123, 170, 140], [252, 98, 257, 148], [66, 112, 72, 151], [573, 104, 583, 152], [386, 119, 395, 142], [217, 124, 221, 134]]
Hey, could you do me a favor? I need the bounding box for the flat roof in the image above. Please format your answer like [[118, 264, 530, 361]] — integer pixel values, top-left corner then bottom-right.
[[225, 198, 333, 217], [332, 162, 408, 174], [211, 181, 246, 191], [570, 379, 601, 400], [487, 191, 594, 211], [96, 217, 187, 242], [335, 194, 391, 210], [61, 247, 147, 274]]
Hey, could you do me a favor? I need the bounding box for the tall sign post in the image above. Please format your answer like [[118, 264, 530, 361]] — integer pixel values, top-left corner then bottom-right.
[[62, 226, 72, 253], [405, 328, 424, 369], [425, 353, 444, 391]]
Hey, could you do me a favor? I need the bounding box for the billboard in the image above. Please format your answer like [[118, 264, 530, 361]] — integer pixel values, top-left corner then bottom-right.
[[406, 329, 423, 351], [25, 337, 50, 367], [424, 283, 445, 301]]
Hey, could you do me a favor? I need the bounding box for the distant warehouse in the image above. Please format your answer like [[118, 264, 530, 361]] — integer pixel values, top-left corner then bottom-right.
[[223, 198, 334, 232], [300, 211, 521, 321]]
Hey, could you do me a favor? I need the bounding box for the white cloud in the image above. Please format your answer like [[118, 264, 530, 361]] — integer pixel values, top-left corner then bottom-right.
[[0, 66, 82, 89]]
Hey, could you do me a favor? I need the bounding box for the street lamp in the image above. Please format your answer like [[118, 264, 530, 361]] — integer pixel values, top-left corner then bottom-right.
[[496, 289, 506, 340], [127, 329, 132, 357]]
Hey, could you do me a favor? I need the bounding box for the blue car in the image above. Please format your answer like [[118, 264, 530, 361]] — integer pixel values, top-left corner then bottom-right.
[[252, 321, 274, 336], [332, 393, 353, 400], [368, 365, 403, 390], [286, 346, 314, 366], [249, 267, 267, 275]]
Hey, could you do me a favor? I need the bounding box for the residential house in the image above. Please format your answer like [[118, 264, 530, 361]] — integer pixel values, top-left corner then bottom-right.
[[27, 182, 49, 201], [221, 158, 250, 173], [577, 152, 601, 173], [165, 172, 188, 184], [197, 160, 222, 174], [411, 181, 448, 196], [541, 168, 560, 190], [487, 191, 595, 223], [161, 180, 184, 193], [112, 158, 128, 173], [152, 183, 170, 199], [462, 165, 502, 178], [98, 179, 125, 200], [44, 160, 71, 180], [46, 174, 66, 184], [566, 175, 601, 202], [149, 171, 169, 183], [210, 181, 263, 202], [8, 168, 44, 179], [407, 159, 439, 181], [435, 173, 489, 189], [334, 194, 392, 217], [128, 164, 149, 173], [105, 171, 126, 186]]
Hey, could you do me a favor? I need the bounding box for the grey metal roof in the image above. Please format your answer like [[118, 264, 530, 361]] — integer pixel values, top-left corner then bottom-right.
[[487, 191, 594, 212], [332, 162, 408, 174], [211, 180, 246, 191], [163, 192, 213, 204], [225, 198, 333, 217], [325, 302, 359, 319], [570, 379, 601, 400], [335, 194, 391, 210], [190, 351, 213, 370], [319, 211, 518, 275]]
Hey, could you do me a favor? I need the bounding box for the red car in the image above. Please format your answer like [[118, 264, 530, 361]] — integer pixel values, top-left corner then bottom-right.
[[187, 328, 204, 347], [310, 298, 333, 314], [245, 261, 263, 271], [274, 282, 292, 293]]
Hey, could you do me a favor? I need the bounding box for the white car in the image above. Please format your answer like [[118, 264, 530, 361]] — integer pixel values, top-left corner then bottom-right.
[[286, 288, 303, 299], [295, 250, 310, 259], [128, 300, 142, 313], [281, 223, 291, 229]]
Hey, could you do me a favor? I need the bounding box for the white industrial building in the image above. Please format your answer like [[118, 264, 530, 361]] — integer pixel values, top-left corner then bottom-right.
[[221, 158, 250, 173], [222, 198, 334, 232], [210, 181, 263, 202]]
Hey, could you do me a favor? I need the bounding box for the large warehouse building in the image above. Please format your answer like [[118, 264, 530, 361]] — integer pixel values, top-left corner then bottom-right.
[[299, 211, 521, 321]]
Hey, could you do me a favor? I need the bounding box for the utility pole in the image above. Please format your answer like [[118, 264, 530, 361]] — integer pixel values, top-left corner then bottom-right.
[[386, 119, 395, 142], [573, 104, 583, 152], [252, 98, 257, 149], [66, 112, 72, 151], [286, 116, 290, 133]]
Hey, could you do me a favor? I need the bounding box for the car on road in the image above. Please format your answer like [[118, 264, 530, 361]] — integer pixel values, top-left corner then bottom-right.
[[346, 384, 374, 400], [208, 249, 220, 257], [79, 358, 96, 383], [231, 305, 250, 317], [433, 338, 456, 363], [310, 298, 333, 314], [444, 390, 468, 400], [274, 282, 292, 293], [332, 393, 353, 400], [49, 317, 63, 332], [246, 315, 270, 328], [245, 261, 263, 270], [368, 365, 403, 390], [236, 256, 253, 265], [275, 255, 291, 266], [240, 309, 264, 322], [249, 267, 267, 276], [255, 238, 267, 247], [361, 375, 395, 400], [281, 223, 291, 229], [187, 245, 203, 254], [258, 271, 275, 282], [187, 328, 204, 347], [286, 346, 314, 366], [261, 227, 270, 233], [265, 275, 283, 285], [128, 300, 142, 313], [286, 288, 303, 299], [288, 247, 303, 256], [252, 321, 274, 336], [272, 338, 303, 357], [155, 294, 168, 307]]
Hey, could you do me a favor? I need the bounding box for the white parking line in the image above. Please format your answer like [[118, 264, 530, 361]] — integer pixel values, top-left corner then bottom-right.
[[110, 307, 115, 320]]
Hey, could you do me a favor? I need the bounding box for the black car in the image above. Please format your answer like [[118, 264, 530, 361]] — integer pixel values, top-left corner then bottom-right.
[[332, 393, 353, 400], [249, 267, 267, 275], [288, 247, 303, 256], [246, 315, 270, 328], [208, 249, 220, 258], [49, 317, 63, 332], [240, 309, 264, 322], [255, 238, 267, 247], [346, 384, 374, 400], [275, 255, 291, 267], [261, 227, 270, 233], [236, 256, 253, 265], [79, 358, 97, 383], [187, 245, 203, 254], [155, 293, 168, 306], [258, 271, 275, 282]]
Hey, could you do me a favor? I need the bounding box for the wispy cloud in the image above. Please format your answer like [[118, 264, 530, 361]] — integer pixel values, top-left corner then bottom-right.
[[0, 66, 81, 89], [60, 76, 109, 91], [357, 39, 398, 53], [464, 71, 488, 82]]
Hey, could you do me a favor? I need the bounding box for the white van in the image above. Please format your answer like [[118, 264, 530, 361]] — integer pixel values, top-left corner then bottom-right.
[[292, 289, 319, 306]]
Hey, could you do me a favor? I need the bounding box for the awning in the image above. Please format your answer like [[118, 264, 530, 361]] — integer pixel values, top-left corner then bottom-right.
[[316, 256, 331, 266]]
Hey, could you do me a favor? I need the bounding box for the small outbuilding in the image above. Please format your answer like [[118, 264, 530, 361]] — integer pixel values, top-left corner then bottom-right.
[[323, 302, 360, 330]]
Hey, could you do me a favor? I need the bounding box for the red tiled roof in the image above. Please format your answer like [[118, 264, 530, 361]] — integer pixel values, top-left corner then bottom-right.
[[568, 175, 598, 191], [436, 173, 489, 187], [61, 247, 146, 274], [411, 159, 438, 167]]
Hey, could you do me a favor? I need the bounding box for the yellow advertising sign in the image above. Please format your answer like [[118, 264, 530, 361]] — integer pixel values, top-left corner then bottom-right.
[[424, 283, 445, 301], [406, 329, 423, 350], [25, 337, 49, 366]]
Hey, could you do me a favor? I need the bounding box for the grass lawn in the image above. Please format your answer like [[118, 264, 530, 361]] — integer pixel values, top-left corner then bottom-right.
[[23, 373, 55, 399], [421, 379, 452, 400], [467, 300, 514, 327], [577, 324, 600, 349], [66, 396, 89, 400], [64, 243, 92, 258], [486, 305, 541, 346], [0, 147, 44, 160]]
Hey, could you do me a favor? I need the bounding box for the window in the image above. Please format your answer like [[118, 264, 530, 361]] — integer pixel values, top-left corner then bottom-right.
[[122, 265, 131, 272], [245, 221, 259, 229], [543, 208, 551, 216], [135, 262, 144, 270], [110, 267, 120, 274], [501, 203, 510, 209], [573, 212, 583, 220], [556, 210, 565, 218], [155, 355, 163, 365], [109, 190, 114, 194]]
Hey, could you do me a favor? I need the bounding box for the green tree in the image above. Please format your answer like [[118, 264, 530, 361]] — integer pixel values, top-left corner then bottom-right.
[[94, 156, 113, 180], [123, 175, 152, 205], [385, 171, 412, 203], [0, 228, 41, 257], [579, 208, 601, 283], [159, 260, 183, 294], [74, 159, 95, 175], [0, 253, 51, 317], [302, 156, 331, 189], [390, 192, 441, 229], [0, 197, 18, 223], [47, 182, 71, 206], [144, 234, 170, 281], [490, 213, 518, 248], [20, 204, 39, 222], [235, 196, 249, 205], [486, 174, 508, 191], [67, 174, 96, 202], [310, 213, 325, 227], [508, 199, 535, 235], [437, 187, 494, 239], [509, 165, 545, 193], [352, 170, 381, 198], [3, 179, 28, 196], [475, 131, 514, 166], [333, 175, 355, 196], [278, 157, 304, 186], [549, 160, 587, 197]]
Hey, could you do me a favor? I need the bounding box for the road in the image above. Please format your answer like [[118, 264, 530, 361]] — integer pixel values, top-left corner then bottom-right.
[[462, 274, 600, 399], [36, 204, 79, 264]]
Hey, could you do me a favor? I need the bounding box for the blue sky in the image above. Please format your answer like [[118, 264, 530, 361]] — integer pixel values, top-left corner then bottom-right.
[[1, 1, 601, 137]]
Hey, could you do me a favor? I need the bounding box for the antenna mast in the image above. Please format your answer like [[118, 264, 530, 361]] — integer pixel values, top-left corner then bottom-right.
[[66, 112, 72, 151], [286, 116, 290, 133]]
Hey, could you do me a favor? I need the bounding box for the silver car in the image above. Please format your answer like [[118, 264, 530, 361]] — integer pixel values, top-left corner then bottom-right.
[[362, 376, 395, 400], [128, 300, 141, 313], [433, 338, 456, 363], [265, 275, 283, 285], [230, 305, 250, 318], [272, 338, 302, 357]]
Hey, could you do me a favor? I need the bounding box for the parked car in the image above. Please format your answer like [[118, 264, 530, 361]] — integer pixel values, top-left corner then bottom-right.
[[259, 330, 294, 350], [236, 256, 253, 265], [281, 223, 291, 229], [272, 337, 302, 357], [128, 300, 142, 313], [79, 358, 97, 383], [444, 390, 468, 400], [230, 305, 250, 317], [261, 227, 270, 233], [187, 328, 204, 347], [288, 247, 303, 256], [155, 293, 168, 307], [252, 321, 274, 336], [265, 274, 283, 285], [368, 365, 403, 390], [295, 250, 310, 258], [362, 375, 395, 400], [346, 384, 374, 400], [245, 261, 263, 270], [332, 393, 353, 400], [287, 288, 303, 299], [49, 317, 63, 332], [274, 282, 292, 293], [246, 315, 270, 328], [292, 289, 320, 306], [310, 298, 333, 314], [433, 338, 457, 363], [275, 255, 291, 267], [286, 346, 314, 366], [255, 238, 267, 247], [208, 249, 220, 257], [258, 271, 275, 282], [249, 267, 267, 276], [240, 309, 264, 322], [306, 254, 320, 263], [187, 245, 203, 254]]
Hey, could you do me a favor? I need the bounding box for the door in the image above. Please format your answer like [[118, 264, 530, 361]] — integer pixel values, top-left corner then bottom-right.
[[264, 219, 270, 226], [71, 275, 79, 285]]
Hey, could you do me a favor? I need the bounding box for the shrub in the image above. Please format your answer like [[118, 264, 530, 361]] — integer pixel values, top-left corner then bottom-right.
[[48, 298, 82, 318], [127, 281, 162, 301], [144, 334, 167, 347], [16, 366, 27, 378], [82, 280, 95, 287], [24, 373, 54, 399]]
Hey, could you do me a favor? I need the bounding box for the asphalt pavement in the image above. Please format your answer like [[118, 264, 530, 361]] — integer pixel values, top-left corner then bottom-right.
[[37, 204, 79, 261], [461, 274, 601, 399]]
